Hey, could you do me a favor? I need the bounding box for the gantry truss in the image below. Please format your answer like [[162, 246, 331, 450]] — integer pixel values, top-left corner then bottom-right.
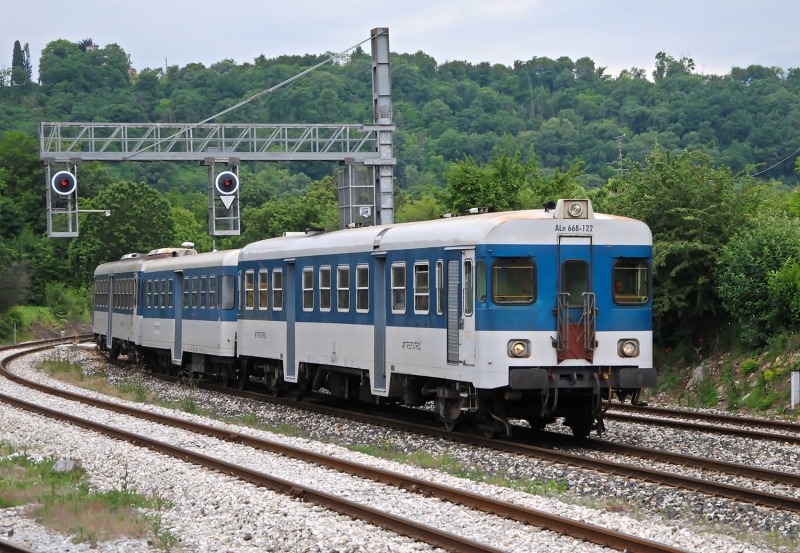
[[38, 122, 395, 164]]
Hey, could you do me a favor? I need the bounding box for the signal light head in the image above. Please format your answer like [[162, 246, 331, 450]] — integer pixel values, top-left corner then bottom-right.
[[51, 171, 77, 196], [215, 171, 239, 195]]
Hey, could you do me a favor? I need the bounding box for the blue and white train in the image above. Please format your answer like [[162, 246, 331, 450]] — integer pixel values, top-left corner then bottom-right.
[[93, 199, 656, 437]]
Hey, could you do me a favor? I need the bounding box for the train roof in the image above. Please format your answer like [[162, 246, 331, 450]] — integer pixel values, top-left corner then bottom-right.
[[240, 208, 651, 261], [94, 249, 240, 276]]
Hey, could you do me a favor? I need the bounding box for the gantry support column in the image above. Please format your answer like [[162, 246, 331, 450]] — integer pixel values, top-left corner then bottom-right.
[[371, 27, 394, 225]]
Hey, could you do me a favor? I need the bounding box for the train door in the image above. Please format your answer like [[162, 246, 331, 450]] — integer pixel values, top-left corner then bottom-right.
[[373, 255, 387, 391], [106, 275, 114, 348], [556, 235, 596, 362], [132, 274, 140, 337], [446, 260, 459, 365], [461, 250, 476, 366], [285, 260, 296, 382], [173, 271, 183, 364]]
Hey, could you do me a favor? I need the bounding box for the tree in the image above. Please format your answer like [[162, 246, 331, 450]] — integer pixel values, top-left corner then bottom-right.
[[0, 243, 31, 314], [68, 181, 175, 284], [605, 148, 764, 344], [10, 40, 27, 86]]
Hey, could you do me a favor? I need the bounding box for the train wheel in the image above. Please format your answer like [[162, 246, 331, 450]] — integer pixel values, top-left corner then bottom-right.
[[236, 364, 248, 391], [221, 366, 230, 388], [565, 416, 593, 438], [443, 419, 457, 432]]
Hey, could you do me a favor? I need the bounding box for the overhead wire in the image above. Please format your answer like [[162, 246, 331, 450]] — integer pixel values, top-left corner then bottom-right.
[[123, 31, 383, 160], [750, 145, 800, 177]]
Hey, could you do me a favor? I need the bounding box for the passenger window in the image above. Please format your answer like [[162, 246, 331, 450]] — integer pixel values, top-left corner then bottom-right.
[[220, 275, 235, 310], [414, 263, 429, 314], [492, 258, 536, 305], [146, 280, 152, 308], [613, 260, 649, 304], [464, 261, 473, 316], [192, 277, 198, 309], [356, 265, 369, 313], [436, 260, 444, 315], [337, 266, 350, 312], [561, 260, 588, 307], [476, 260, 487, 303], [238, 271, 242, 313], [183, 277, 190, 309], [209, 275, 216, 309], [320, 267, 332, 312], [302, 267, 314, 311], [391, 263, 406, 313], [272, 269, 283, 311], [154, 280, 160, 309], [200, 276, 207, 309], [245, 270, 255, 310], [258, 269, 268, 310], [168, 278, 173, 308]]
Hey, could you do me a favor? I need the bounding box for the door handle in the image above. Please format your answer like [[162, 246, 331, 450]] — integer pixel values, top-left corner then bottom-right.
[[459, 317, 464, 329]]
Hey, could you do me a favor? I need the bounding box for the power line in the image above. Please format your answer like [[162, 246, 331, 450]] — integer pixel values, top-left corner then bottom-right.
[[124, 32, 382, 160], [750, 145, 800, 177]]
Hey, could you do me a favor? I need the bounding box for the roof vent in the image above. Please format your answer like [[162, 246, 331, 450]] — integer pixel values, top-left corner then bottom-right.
[[465, 207, 489, 215], [305, 227, 326, 236], [120, 253, 143, 260]]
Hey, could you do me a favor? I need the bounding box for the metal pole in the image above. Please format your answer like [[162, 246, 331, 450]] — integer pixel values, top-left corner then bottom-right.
[[371, 27, 394, 225], [792, 371, 799, 410]]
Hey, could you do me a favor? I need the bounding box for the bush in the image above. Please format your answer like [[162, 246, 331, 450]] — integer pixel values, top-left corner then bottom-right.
[[43, 282, 90, 324], [739, 359, 759, 375]]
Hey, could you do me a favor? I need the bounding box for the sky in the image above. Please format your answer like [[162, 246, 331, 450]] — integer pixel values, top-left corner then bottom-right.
[[1, 0, 798, 79]]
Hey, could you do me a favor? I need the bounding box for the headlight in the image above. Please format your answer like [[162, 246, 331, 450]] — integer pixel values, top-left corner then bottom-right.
[[508, 339, 530, 358], [618, 339, 639, 358], [568, 202, 583, 217]]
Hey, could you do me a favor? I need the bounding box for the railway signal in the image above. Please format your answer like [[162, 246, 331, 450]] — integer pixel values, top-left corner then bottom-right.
[[51, 171, 77, 196]]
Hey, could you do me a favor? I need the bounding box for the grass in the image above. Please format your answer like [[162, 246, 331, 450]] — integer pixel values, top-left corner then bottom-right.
[[222, 413, 306, 437], [0, 443, 175, 549], [348, 440, 567, 497]]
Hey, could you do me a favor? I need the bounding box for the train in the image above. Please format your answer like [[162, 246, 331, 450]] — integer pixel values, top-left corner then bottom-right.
[[92, 199, 656, 438]]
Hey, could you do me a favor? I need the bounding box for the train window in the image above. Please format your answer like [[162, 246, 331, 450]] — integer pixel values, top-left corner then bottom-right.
[[272, 269, 283, 311], [192, 277, 198, 309], [161, 278, 166, 308], [561, 260, 588, 307], [492, 258, 536, 305], [436, 261, 444, 315], [337, 266, 350, 312], [476, 261, 487, 303], [238, 271, 242, 313], [168, 278, 173, 308], [319, 267, 332, 312], [302, 267, 314, 311], [356, 265, 369, 313], [200, 276, 207, 309], [613, 260, 649, 304], [245, 270, 255, 310], [258, 269, 268, 310], [153, 280, 159, 309], [391, 263, 406, 314], [414, 263, 429, 314], [183, 277, 190, 309], [220, 275, 235, 310], [464, 260, 474, 316], [134, 277, 139, 310], [210, 275, 216, 310]]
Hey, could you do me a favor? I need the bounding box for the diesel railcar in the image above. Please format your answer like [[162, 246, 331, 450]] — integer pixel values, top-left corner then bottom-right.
[[93, 199, 656, 437]]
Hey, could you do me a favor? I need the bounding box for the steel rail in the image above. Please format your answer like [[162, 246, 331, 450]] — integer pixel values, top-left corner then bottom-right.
[[0, 538, 34, 553], [609, 402, 800, 434], [604, 412, 800, 446], [0, 342, 688, 553]]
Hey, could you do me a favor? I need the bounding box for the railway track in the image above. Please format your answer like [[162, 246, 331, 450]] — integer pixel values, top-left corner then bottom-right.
[[0, 338, 688, 553]]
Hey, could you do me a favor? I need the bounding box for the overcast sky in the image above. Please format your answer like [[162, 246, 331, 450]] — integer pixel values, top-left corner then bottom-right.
[[2, 0, 797, 79]]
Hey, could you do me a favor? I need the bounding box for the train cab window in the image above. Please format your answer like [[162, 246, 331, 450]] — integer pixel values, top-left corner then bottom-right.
[[337, 266, 350, 312], [167, 278, 173, 309], [192, 277, 198, 309], [414, 263, 429, 314], [258, 269, 268, 310], [561, 260, 588, 307], [320, 267, 332, 312], [492, 258, 536, 305], [476, 261, 487, 303], [200, 276, 207, 309], [210, 275, 217, 310], [272, 269, 283, 311], [302, 267, 314, 311], [220, 275, 235, 310], [244, 270, 255, 310], [613, 260, 649, 304], [391, 263, 406, 314], [464, 260, 474, 316], [436, 261, 444, 315], [356, 265, 369, 313], [183, 277, 190, 309], [161, 279, 166, 308]]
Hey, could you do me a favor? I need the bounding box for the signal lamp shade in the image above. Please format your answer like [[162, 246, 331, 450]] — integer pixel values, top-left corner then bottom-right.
[[215, 171, 239, 195], [51, 171, 77, 196]]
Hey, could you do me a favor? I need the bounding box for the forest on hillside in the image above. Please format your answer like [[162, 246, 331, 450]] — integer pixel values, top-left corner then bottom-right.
[[2, 38, 800, 352]]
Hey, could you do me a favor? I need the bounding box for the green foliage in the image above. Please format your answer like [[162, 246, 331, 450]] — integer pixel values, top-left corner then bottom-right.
[[695, 374, 720, 407], [716, 213, 800, 345], [43, 282, 90, 324], [739, 359, 759, 375], [68, 181, 175, 284], [606, 148, 764, 344]]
